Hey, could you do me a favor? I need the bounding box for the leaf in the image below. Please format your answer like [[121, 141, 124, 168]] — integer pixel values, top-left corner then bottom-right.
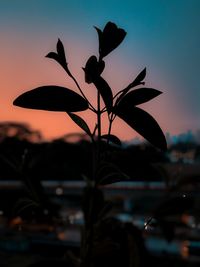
[[116, 68, 147, 104], [98, 172, 130, 185], [97, 162, 130, 185], [66, 251, 81, 267], [129, 67, 146, 89], [0, 153, 18, 172], [14, 198, 39, 215], [97, 201, 113, 220], [83, 187, 104, 224], [13, 86, 89, 112], [82, 174, 93, 187], [93, 76, 113, 114], [46, 39, 71, 76], [95, 22, 127, 58], [67, 112, 92, 136], [45, 52, 60, 62], [92, 124, 98, 137], [118, 88, 162, 107], [83, 56, 105, 84], [101, 134, 121, 146], [114, 106, 167, 151], [83, 56, 112, 112], [57, 38, 66, 62]]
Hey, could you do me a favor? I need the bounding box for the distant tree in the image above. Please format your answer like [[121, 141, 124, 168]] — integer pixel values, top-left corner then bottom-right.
[[0, 122, 42, 142]]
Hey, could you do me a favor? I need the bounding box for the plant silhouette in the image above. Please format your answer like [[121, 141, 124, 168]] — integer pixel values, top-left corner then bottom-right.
[[13, 22, 167, 267]]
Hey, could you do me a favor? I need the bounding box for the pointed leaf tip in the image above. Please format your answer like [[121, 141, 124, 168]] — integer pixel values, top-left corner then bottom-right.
[[118, 88, 163, 107], [57, 38, 64, 50], [114, 106, 167, 151], [67, 112, 92, 136], [45, 52, 58, 59], [129, 67, 147, 89], [45, 39, 71, 75]]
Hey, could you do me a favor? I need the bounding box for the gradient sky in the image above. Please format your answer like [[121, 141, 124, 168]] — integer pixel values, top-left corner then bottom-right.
[[0, 0, 200, 141]]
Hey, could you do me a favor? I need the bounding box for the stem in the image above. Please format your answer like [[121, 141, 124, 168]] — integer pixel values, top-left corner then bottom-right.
[[97, 90, 101, 158], [107, 114, 114, 145], [82, 57, 105, 267], [113, 87, 127, 100], [113, 85, 131, 105], [66, 70, 96, 112], [81, 91, 102, 267]]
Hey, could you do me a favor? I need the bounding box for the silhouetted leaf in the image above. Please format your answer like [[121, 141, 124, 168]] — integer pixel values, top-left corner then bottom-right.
[[92, 124, 98, 137], [13, 86, 89, 112], [118, 88, 162, 107], [95, 22, 126, 58], [98, 172, 130, 185], [83, 187, 104, 225], [83, 56, 105, 84], [0, 153, 18, 172], [67, 112, 92, 136], [14, 197, 39, 215], [45, 52, 60, 62], [97, 201, 113, 220], [97, 162, 130, 185], [82, 174, 93, 187], [114, 106, 167, 151], [66, 251, 81, 267], [57, 38, 66, 62], [93, 76, 113, 113], [46, 39, 71, 76], [129, 67, 146, 88], [101, 134, 121, 146], [116, 68, 146, 104]]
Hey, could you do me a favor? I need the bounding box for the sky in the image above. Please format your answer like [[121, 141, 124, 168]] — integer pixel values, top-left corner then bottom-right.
[[0, 0, 200, 141]]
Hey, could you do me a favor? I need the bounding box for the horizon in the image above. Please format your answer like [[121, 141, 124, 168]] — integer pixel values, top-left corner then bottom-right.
[[1, 120, 200, 144]]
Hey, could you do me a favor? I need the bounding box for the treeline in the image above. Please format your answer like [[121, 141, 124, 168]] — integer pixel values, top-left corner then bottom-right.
[[0, 123, 168, 182]]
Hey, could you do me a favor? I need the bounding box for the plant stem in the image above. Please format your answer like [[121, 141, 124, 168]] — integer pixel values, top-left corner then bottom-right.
[[113, 86, 128, 100], [82, 91, 102, 267], [66, 70, 96, 112], [107, 114, 114, 145], [97, 90, 101, 159]]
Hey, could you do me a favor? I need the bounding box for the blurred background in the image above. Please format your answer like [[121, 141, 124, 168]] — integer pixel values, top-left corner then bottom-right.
[[0, 123, 199, 266]]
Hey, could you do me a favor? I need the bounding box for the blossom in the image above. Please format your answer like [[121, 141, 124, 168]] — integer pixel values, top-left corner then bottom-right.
[[83, 55, 105, 84], [95, 22, 126, 58]]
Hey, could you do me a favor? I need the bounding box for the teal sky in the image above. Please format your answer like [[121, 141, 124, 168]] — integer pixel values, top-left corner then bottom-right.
[[0, 0, 199, 140]]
